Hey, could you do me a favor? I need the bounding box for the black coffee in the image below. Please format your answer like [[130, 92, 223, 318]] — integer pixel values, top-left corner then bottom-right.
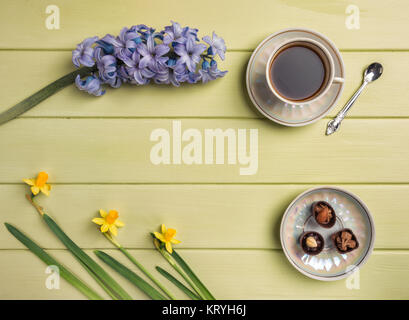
[[270, 45, 326, 101]]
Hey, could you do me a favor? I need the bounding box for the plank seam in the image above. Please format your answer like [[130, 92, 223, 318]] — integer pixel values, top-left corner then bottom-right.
[[1, 248, 408, 252], [15, 116, 409, 120], [1, 182, 409, 186], [1, 48, 409, 53]]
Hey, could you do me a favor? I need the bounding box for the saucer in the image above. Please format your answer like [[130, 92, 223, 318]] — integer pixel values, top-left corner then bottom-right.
[[246, 28, 345, 126], [280, 187, 375, 281]]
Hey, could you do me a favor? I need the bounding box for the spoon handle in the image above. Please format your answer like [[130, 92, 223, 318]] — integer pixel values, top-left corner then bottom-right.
[[326, 81, 368, 135]]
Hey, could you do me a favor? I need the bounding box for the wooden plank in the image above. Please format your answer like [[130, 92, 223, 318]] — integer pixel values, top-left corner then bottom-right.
[[1, 185, 408, 250], [0, 118, 408, 183], [0, 51, 407, 118], [0, 249, 408, 299], [1, 1, 408, 50]]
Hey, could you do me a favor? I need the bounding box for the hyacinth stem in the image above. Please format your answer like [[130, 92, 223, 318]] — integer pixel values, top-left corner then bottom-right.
[[0, 66, 95, 127], [103, 233, 176, 300]]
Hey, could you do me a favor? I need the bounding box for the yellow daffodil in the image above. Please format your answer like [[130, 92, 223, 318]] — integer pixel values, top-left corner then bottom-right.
[[92, 209, 124, 236], [154, 224, 181, 253], [23, 171, 51, 196]]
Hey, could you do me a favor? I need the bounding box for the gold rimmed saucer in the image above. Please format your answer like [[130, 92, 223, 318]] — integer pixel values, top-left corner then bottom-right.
[[246, 28, 345, 126]]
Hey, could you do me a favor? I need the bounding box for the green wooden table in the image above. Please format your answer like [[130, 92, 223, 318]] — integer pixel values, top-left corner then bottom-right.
[[0, 0, 408, 299]]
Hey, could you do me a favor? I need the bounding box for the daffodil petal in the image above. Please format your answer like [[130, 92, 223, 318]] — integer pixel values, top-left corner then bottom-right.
[[165, 241, 173, 253], [99, 209, 107, 218], [40, 186, 50, 196], [23, 178, 35, 186], [92, 218, 105, 225], [31, 186, 40, 195], [109, 225, 118, 236], [154, 232, 165, 242], [170, 239, 181, 244], [115, 219, 125, 227], [161, 224, 166, 233], [101, 223, 109, 233]]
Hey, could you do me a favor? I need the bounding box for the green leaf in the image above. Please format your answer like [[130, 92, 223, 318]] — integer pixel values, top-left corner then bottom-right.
[[42, 214, 132, 300], [156, 266, 200, 300], [95, 250, 166, 300], [172, 250, 215, 300], [4, 223, 103, 300], [75, 258, 119, 300], [0, 66, 95, 127], [118, 246, 176, 300], [152, 236, 206, 299]]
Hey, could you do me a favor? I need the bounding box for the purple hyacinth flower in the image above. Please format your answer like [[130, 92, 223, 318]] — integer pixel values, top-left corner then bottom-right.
[[209, 60, 228, 78], [170, 64, 189, 86], [122, 51, 155, 85], [203, 32, 226, 60], [187, 71, 202, 84], [73, 23, 227, 96], [75, 75, 105, 96], [137, 24, 156, 39], [153, 60, 187, 86], [93, 49, 122, 88], [198, 69, 212, 83], [117, 65, 130, 83], [153, 57, 199, 86], [198, 61, 213, 84], [175, 38, 206, 73], [96, 54, 118, 82], [167, 58, 200, 84], [199, 60, 227, 83], [153, 64, 171, 85], [100, 27, 142, 60], [137, 35, 170, 72], [168, 61, 191, 85], [72, 36, 98, 67], [105, 76, 122, 88], [163, 21, 198, 45]]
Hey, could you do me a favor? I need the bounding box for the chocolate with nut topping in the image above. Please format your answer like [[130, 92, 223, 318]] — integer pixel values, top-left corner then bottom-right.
[[300, 231, 324, 255], [312, 201, 336, 228], [331, 229, 359, 253]]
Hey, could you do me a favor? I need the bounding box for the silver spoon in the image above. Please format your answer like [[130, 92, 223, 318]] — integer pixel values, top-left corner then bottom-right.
[[326, 62, 383, 135]]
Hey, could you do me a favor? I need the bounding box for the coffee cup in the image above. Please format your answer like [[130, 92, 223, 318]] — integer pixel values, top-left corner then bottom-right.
[[265, 37, 344, 105]]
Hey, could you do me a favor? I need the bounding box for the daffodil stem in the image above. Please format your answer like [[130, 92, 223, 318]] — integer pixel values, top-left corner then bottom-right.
[[26, 194, 45, 216], [156, 246, 206, 300], [118, 246, 176, 300], [25, 196, 132, 300], [102, 233, 175, 300], [5, 223, 104, 300]]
